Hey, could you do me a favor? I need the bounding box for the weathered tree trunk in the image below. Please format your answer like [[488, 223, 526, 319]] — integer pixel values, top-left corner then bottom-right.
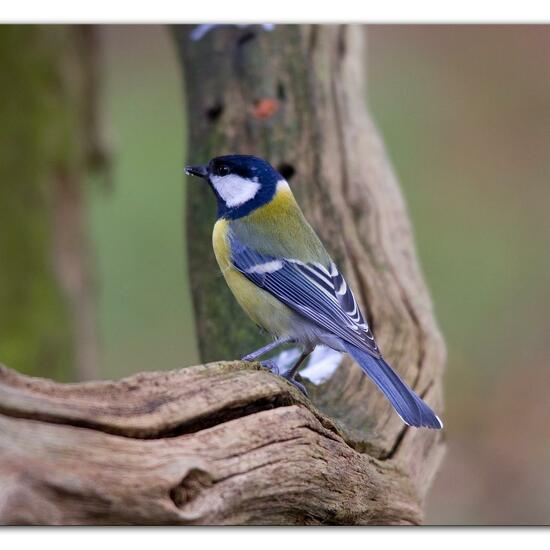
[[0, 25, 104, 381], [174, 23, 446, 513], [0, 25, 445, 525], [0, 361, 422, 525]]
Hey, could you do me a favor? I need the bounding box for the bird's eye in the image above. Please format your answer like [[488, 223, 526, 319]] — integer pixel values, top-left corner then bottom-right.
[[218, 165, 230, 177]]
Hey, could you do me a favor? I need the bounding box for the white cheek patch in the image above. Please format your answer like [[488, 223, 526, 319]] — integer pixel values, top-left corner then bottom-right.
[[210, 174, 261, 208]]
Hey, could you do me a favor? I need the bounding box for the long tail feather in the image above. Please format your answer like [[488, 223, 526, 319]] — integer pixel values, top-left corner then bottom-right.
[[342, 341, 442, 429]]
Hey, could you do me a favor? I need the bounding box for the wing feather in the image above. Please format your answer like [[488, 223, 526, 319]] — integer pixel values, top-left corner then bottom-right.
[[229, 233, 380, 355]]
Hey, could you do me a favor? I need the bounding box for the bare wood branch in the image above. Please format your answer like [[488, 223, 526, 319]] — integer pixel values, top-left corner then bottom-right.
[[0, 362, 421, 525]]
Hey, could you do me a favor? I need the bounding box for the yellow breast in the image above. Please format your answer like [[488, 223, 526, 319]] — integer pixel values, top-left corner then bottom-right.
[[212, 217, 232, 272], [212, 217, 295, 337]]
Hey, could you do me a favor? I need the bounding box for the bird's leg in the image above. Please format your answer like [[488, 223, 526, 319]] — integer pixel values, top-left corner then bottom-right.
[[281, 346, 314, 396], [240, 336, 293, 364], [242, 338, 294, 384], [241, 339, 312, 397]]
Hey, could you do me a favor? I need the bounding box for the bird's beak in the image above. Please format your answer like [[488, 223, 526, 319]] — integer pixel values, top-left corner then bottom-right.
[[185, 164, 209, 179]]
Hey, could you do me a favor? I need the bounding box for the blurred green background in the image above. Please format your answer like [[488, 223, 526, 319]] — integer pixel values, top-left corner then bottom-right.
[[90, 27, 198, 379], [368, 26, 550, 524], [4, 25, 550, 524]]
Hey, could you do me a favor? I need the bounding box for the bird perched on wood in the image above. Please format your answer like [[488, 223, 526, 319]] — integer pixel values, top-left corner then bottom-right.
[[186, 155, 442, 429]]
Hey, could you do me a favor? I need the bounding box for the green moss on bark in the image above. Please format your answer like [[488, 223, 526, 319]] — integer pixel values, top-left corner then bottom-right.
[[0, 26, 90, 380]]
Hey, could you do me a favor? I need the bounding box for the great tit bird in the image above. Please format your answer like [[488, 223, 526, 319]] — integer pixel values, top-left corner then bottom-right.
[[186, 155, 442, 429]]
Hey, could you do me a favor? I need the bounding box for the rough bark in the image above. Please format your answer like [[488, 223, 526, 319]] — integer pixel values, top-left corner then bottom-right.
[[0, 25, 104, 382], [0, 362, 421, 525], [174, 23, 446, 510]]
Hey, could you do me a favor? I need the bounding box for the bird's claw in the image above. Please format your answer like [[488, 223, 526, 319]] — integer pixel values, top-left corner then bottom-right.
[[258, 361, 308, 397], [282, 373, 308, 397], [259, 359, 280, 375]]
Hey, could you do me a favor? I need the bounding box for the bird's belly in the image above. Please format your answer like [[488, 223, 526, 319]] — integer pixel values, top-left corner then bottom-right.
[[212, 219, 294, 337], [223, 267, 295, 336]]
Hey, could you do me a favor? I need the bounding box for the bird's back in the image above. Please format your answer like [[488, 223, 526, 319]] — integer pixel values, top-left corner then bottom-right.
[[228, 181, 330, 265]]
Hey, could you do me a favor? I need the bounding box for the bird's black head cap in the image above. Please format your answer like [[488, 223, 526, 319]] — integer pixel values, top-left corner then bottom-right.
[[185, 155, 284, 219]]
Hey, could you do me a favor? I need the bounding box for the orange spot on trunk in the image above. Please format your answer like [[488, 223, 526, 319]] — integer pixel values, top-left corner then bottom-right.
[[251, 98, 279, 120]]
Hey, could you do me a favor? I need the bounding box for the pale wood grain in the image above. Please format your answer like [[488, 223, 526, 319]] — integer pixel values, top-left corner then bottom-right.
[[0, 362, 421, 525]]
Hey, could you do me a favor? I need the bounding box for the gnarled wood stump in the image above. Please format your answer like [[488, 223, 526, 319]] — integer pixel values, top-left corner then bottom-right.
[[0, 361, 423, 525], [0, 25, 445, 525], [172, 23, 446, 523]]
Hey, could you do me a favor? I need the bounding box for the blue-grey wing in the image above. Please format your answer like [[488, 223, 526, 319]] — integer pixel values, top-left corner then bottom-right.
[[229, 233, 380, 356]]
